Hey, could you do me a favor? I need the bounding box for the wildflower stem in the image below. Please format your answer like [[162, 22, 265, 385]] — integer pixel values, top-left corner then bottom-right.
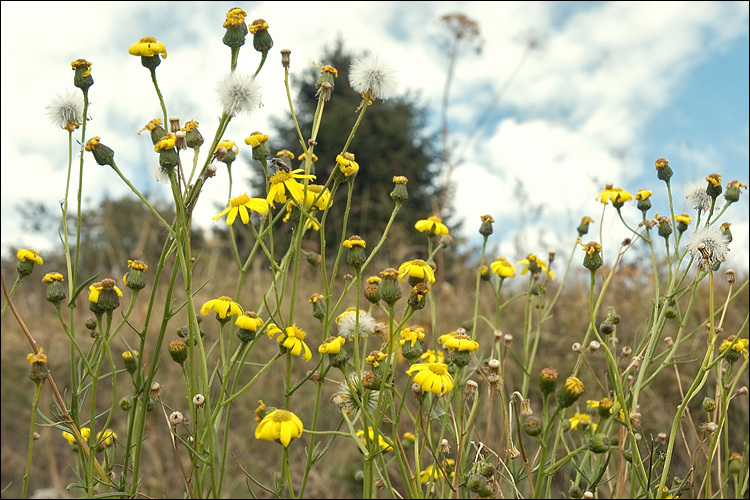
[[21, 380, 44, 499], [149, 67, 168, 126]]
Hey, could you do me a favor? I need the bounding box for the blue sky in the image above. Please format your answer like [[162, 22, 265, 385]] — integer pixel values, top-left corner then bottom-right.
[[1, 1, 748, 272]]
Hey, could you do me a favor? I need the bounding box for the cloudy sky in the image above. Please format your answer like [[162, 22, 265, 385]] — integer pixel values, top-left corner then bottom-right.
[[1, 1, 748, 273]]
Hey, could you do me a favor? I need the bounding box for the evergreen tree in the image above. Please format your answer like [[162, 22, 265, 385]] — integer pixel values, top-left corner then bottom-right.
[[262, 40, 440, 262]]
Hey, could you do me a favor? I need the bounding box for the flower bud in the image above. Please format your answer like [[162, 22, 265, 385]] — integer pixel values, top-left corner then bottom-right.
[[27, 349, 49, 383], [169, 411, 185, 427], [222, 7, 248, 48], [588, 434, 610, 454], [390, 176, 409, 203], [577, 216, 594, 237], [249, 19, 273, 53], [702, 397, 716, 412], [479, 215, 494, 237], [539, 368, 559, 395], [168, 340, 188, 364], [379, 268, 402, 305], [556, 376, 584, 408], [85, 136, 115, 167], [522, 415, 543, 437], [43, 272, 67, 304], [122, 350, 138, 373], [123, 259, 148, 291], [71, 58, 94, 91], [343, 235, 367, 269], [309, 293, 326, 321], [705, 173, 723, 199], [654, 158, 673, 182], [119, 396, 133, 411], [600, 319, 615, 335]]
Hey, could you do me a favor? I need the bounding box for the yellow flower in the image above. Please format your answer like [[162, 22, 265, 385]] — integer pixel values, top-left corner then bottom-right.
[[439, 332, 479, 352], [336, 153, 359, 176], [365, 351, 387, 368], [318, 336, 346, 354], [674, 213, 692, 225], [223, 7, 247, 27], [97, 429, 117, 448], [267, 169, 316, 207], [342, 236, 366, 248], [88, 282, 123, 303], [248, 19, 269, 34], [213, 194, 269, 225], [400, 326, 426, 347], [17, 248, 43, 265], [42, 272, 64, 283], [305, 184, 332, 210], [255, 409, 304, 447], [406, 363, 454, 394], [490, 257, 515, 278], [200, 296, 243, 319], [398, 259, 436, 284], [153, 132, 176, 152], [414, 216, 449, 236], [420, 459, 455, 483], [564, 376, 585, 397], [569, 412, 597, 431], [720, 337, 749, 359], [596, 184, 633, 205], [635, 189, 653, 200], [298, 152, 318, 162], [128, 36, 167, 59], [420, 349, 444, 364], [235, 311, 264, 331], [267, 324, 312, 361], [62, 427, 90, 446], [517, 254, 555, 280], [245, 132, 269, 147], [356, 427, 392, 451], [27, 348, 47, 365], [706, 173, 722, 187]]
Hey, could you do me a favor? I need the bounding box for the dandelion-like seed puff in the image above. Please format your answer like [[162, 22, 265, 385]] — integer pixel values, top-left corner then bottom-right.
[[217, 72, 263, 116], [685, 225, 730, 270], [348, 53, 397, 100]]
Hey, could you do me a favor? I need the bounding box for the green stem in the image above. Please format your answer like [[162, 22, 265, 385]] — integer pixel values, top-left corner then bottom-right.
[[21, 381, 44, 499]]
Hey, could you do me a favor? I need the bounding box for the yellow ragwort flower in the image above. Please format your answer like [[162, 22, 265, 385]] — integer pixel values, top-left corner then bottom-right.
[[420, 349, 444, 364], [356, 427, 392, 451], [128, 36, 167, 59], [235, 311, 264, 331], [635, 189, 653, 200], [596, 184, 633, 205], [318, 336, 346, 354], [406, 362, 454, 394], [398, 259, 436, 284], [336, 153, 359, 177], [27, 348, 47, 365], [42, 272, 64, 283], [244, 132, 269, 147], [490, 257, 515, 278], [88, 282, 123, 303], [200, 296, 243, 319], [415, 216, 449, 236], [569, 412, 597, 431], [213, 194, 269, 225], [439, 332, 479, 352], [17, 248, 43, 266], [255, 409, 304, 447], [267, 169, 316, 206], [720, 337, 749, 359], [400, 326, 426, 347], [267, 323, 313, 361], [62, 427, 90, 446]]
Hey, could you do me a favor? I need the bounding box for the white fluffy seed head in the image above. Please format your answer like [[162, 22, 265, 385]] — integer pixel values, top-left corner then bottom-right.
[[348, 53, 397, 100], [46, 90, 83, 129], [217, 72, 263, 116], [684, 180, 714, 212], [685, 225, 730, 270]]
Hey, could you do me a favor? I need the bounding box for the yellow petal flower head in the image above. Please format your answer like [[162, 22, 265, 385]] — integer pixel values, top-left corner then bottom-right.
[[720, 336, 749, 361], [398, 259, 436, 284], [400, 326, 426, 347], [569, 412, 597, 431], [244, 131, 269, 148], [71, 59, 94, 91], [439, 331, 479, 352], [336, 152, 359, 177], [17, 248, 43, 266], [236, 311, 264, 332], [596, 184, 633, 206], [490, 257, 515, 278], [318, 336, 346, 354], [517, 254, 555, 279], [223, 7, 247, 27], [266, 169, 316, 207], [635, 189, 653, 200], [128, 36, 167, 59], [255, 408, 304, 447], [267, 323, 313, 361], [213, 193, 269, 225], [415, 216, 449, 236], [42, 272, 64, 283], [200, 296, 243, 320], [674, 213, 692, 225], [27, 347, 47, 365], [62, 427, 90, 446], [406, 362, 454, 395], [88, 281, 123, 303], [420, 349, 444, 364], [305, 184, 332, 210], [153, 132, 176, 152], [356, 427, 392, 451], [96, 429, 117, 449], [419, 459, 455, 484]]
